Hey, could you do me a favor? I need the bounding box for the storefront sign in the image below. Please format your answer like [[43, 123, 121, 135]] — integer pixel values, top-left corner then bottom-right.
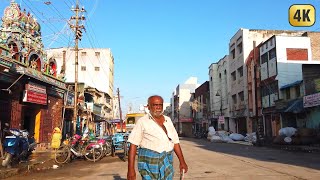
[[23, 90, 47, 105], [218, 116, 225, 124], [303, 92, 320, 108], [25, 82, 46, 94], [179, 118, 192, 122]]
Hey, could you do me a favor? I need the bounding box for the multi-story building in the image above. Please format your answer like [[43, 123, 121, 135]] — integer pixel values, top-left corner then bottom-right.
[[209, 55, 229, 131], [192, 81, 210, 133], [260, 35, 320, 137], [46, 48, 114, 136], [228, 28, 304, 135], [172, 77, 199, 137]]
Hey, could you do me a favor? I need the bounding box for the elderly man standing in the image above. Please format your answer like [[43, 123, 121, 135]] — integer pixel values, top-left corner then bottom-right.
[[127, 95, 188, 180]]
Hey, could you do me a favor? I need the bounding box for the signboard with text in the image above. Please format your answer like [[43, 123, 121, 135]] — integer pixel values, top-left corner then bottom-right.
[[25, 82, 46, 94], [218, 116, 225, 124], [179, 118, 192, 122], [303, 92, 320, 108], [23, 90, 47, 105]]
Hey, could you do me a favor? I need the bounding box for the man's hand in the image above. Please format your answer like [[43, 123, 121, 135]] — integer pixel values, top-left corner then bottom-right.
[[180, 161, 188, 173], [174, 143, 188, 174]]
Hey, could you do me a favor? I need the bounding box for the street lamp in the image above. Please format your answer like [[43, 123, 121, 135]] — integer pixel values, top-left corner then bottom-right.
[[215, 90, 225, 130]]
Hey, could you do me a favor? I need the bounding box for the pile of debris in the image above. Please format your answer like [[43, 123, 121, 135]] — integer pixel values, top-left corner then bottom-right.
[[206, 126, 256, 145], [273, 127, 320, 145]]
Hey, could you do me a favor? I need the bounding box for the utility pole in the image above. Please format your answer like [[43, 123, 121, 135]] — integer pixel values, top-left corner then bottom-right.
[[70, 0, 85, 135], [117, 88, 123, 132]]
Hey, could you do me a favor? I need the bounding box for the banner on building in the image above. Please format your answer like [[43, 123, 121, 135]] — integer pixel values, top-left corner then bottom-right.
[[218, 116, 225, 124], [179, 118, 192, 122], [303, 92, 320, 108], [25, 82, 46, 94], [23, 82, 47, 105], [23, 90, 47, 105]]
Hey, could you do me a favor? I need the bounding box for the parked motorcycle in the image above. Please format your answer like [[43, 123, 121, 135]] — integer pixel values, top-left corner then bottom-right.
[[2, 128, 36, 168]]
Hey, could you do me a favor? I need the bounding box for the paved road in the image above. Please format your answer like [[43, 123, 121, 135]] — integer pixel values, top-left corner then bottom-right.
[[7, 137, 320, 180]]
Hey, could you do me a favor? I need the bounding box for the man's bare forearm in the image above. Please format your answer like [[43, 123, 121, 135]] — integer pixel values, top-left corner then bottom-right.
[[128, 144, 137, 170], [174, 143, 186, 163]]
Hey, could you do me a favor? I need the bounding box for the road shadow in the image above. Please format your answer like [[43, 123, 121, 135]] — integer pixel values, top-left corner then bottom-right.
[[180, 137, 320, 170], [114, 152, 127, 162], [97, 173, 126, 180]]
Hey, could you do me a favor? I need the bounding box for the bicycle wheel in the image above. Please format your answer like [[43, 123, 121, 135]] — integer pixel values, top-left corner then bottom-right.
[[84, 143, 104, 162], [54, 145, 71, 164], [104, 142, 112, 156]]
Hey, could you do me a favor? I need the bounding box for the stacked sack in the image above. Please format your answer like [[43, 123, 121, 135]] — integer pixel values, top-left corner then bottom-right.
[[207, 126, 222, 142]]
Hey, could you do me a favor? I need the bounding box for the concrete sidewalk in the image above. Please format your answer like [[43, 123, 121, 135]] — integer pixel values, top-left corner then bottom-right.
[[0, 150, 56, 179]]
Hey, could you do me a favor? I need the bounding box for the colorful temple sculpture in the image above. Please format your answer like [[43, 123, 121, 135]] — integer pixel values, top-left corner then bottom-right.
[[0, 1, 68, 148]]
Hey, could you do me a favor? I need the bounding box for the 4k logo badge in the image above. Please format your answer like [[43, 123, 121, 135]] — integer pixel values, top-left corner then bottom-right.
[[289, 4, 316, 27]]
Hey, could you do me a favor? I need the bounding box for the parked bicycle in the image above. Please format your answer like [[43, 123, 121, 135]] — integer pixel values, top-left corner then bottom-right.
[[54, 134, 104, 164]]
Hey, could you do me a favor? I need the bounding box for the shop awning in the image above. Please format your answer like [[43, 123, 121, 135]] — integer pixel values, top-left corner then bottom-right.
[[284, 98, 304, 113], [276, 98, 304, 113], [280, 80, 302, 90]]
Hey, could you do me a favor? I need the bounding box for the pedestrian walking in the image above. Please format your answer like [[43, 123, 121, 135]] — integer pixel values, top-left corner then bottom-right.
[[127, 95, 188, 180]]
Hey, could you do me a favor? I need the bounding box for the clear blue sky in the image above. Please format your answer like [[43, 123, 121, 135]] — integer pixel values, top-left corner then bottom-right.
[[0, 0, 318, 113]]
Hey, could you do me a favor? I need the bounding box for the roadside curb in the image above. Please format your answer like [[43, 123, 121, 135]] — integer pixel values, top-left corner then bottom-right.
[[0, 152, 56, 179]]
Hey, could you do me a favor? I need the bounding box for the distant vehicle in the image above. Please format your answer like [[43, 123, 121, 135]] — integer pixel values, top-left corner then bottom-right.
[[125, 113, 145, 133], [109, 119, 126, 133]]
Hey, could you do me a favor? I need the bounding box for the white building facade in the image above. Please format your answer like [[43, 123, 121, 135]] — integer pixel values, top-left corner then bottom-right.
[[228, 28, 305, 135], [46, 48, 114, 121], [259, 35, 320, 137], [172, 77, 199, 137], [208, 55, 230, 131]]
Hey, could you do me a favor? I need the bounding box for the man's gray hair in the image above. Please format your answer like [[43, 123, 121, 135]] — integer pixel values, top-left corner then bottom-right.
[[147, 95, 163, 105]]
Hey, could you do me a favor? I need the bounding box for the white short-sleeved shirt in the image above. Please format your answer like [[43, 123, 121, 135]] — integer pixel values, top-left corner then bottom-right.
[[128, 114, 180, 153]]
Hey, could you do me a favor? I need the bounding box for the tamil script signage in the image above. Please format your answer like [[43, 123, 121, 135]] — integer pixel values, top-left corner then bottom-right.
[[25, 82, 46, 94], [23, 82, 47, 105], [23, 90, 47, 105], [303, 92, 320, 108]]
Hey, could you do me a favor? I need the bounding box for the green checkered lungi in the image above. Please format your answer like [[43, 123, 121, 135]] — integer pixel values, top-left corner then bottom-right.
[[138, 148, 174, 180]]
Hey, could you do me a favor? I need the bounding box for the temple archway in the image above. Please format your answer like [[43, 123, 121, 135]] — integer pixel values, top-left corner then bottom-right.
[[48, 58, 57, 77], [28, 53, 42, 71], [7, 41, 21, 62]]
